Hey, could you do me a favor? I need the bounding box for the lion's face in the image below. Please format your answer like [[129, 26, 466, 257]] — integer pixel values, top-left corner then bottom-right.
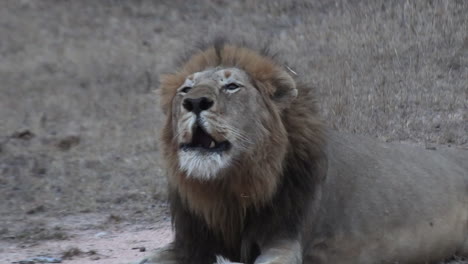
[[161, 44, 299, 186], [170, 67, 268, 180]]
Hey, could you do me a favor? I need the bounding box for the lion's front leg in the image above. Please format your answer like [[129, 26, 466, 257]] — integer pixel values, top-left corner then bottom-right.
[[254, 239, 302, 264], [137, 243, 178, 264]]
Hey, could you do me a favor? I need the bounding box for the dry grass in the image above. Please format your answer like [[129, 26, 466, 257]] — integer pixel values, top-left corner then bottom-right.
[[0, 0, 466, 219]]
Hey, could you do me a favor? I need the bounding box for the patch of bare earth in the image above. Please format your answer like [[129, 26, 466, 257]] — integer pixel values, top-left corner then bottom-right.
[[1, 211, 172, 264]]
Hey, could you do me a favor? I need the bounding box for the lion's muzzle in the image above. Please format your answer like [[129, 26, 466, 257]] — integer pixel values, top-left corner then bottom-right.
[[180, 122, 231, 153]]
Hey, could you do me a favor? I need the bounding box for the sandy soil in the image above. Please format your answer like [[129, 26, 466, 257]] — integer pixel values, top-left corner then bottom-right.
[[1, 212, 173, 264]]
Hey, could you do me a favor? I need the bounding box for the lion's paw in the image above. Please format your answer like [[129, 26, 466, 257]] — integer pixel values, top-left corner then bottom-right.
[[214, 255, 244, 264]]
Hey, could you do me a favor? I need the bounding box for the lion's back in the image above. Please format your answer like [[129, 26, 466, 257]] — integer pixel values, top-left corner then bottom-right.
[[304, 131, 468, 264]]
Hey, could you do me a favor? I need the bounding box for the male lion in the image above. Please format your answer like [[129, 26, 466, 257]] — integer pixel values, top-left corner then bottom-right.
[[140, 40, 468, 264]]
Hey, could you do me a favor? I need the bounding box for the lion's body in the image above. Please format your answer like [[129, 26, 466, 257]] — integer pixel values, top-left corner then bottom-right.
[[306, 131, 468, 263], [140, 40, 468, 264]]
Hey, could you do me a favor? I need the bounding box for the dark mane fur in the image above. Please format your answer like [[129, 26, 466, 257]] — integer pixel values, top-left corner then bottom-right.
[[161, 38, 327, 264]]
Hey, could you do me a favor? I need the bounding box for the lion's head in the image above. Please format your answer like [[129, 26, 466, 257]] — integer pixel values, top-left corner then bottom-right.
[[159, 41, 324, 235]]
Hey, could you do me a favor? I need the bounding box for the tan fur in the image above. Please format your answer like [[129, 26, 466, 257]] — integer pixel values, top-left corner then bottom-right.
[[159, 44, 315, 245], [160, 45, 295, 114]]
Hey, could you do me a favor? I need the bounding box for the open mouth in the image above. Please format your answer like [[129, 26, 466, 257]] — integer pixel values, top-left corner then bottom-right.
[[180, 125, 231, 153]]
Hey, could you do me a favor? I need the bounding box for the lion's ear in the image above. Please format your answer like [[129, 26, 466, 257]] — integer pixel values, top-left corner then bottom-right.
[[272, 69, 297, 110]]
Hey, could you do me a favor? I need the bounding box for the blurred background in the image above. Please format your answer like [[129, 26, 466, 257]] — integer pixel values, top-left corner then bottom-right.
[[0, 0, 467, 262]]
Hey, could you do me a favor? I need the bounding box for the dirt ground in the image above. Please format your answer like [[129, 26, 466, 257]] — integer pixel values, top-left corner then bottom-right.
[[0, 0, 467, 263], [1, 211, 172, 264]]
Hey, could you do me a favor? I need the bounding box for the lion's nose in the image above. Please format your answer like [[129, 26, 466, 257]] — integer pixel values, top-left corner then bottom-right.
[[183, 97, 214, 115]]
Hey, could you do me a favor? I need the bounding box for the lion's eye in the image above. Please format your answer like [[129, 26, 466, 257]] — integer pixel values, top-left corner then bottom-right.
[[180, 87, 191, 93], [224, 83, 240, 91]]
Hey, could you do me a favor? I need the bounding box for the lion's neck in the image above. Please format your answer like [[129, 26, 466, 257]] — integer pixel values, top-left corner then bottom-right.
[[170, 154, 284, 243]]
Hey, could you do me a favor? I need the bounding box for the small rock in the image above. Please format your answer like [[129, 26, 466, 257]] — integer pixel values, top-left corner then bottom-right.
[[31, 256, 62, 263], [15, 256, 62, 263], [62, 247, 83, 259], [11, 130, 35, 140], [26, 205, 46, 215], [56, 135, 80, 151], [94, 232, 108, 238], [132, 247, 146, 252]]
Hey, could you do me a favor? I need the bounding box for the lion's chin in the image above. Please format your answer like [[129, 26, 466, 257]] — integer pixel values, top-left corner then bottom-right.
[[178, 150, 231, 180]]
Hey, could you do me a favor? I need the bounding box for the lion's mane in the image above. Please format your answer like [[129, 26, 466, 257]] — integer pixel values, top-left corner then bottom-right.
[[159, 39, 327, 263]]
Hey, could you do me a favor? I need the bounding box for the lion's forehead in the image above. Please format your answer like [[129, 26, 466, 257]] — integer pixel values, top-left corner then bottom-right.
[[182, 68, 248, 87]]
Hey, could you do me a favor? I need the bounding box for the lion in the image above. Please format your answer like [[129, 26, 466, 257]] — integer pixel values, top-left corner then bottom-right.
[[139, 39, 468, 264]]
